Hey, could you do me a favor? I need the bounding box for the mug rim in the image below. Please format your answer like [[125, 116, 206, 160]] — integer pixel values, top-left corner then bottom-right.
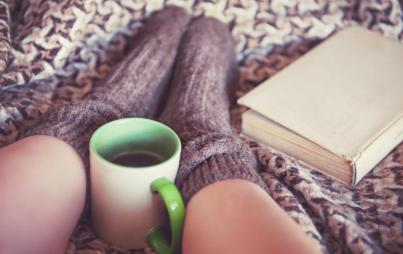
[[89, 117, 181, 171]]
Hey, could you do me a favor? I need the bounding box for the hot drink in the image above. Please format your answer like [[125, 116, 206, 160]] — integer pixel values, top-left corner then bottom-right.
[[110, 151, 163, 167]]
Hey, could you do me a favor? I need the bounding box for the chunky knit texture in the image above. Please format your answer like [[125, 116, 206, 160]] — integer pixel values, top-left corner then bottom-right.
[[3, 2, 402, 253], [21, 6, 191, 168], [159, 17, 268, 202]]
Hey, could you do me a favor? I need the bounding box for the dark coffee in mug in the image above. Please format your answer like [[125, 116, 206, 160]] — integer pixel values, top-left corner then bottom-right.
[[109, 151, 163, 167], [90, 118, 183, 251]]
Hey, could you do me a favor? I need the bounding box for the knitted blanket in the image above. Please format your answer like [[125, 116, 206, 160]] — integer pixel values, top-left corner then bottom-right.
[[0, 1, 402, 253]]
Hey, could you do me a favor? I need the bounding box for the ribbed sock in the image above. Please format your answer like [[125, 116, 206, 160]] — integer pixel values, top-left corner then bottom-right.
[[21, 6, 191, 169], [159, 17, 267, 202]]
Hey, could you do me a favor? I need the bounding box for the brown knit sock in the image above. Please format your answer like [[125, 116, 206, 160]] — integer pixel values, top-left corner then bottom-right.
[[159, 17, 268, 203], [21, 6, 191, 167]]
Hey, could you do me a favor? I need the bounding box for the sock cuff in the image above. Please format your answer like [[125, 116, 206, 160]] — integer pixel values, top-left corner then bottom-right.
[[178, 153, 268, 203], [20, 100, 122, 154]]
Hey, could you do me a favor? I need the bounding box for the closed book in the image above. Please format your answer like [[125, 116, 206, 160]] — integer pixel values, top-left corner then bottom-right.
[[238, 27, 403, 185]]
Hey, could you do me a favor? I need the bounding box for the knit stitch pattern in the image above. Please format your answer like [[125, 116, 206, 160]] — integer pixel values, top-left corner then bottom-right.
[[22, 6, 191, 167], [160, 17, 268, 202]]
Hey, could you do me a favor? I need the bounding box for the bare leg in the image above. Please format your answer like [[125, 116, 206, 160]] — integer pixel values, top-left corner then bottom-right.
[[183, 179, 321, 254], [0, 136, 86, 254]]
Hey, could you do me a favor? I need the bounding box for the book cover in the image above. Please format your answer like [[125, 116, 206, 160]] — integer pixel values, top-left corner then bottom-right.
[[238, 26, 403, 184]]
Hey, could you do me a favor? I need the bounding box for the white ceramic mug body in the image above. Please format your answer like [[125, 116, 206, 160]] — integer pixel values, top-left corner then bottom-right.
[[89, 118, 181, 249]]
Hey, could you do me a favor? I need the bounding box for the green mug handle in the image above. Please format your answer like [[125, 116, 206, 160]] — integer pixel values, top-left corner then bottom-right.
[[147, 177, 185, 254]]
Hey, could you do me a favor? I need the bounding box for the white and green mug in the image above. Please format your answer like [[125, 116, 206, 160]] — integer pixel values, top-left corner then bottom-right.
[[89, 118, 185, 254]]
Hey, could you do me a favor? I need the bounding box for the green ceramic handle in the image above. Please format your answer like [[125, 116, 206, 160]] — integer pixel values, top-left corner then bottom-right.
[[148, 177, 185, 254]]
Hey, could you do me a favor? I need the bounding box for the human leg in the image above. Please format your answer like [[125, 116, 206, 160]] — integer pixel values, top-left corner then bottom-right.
[[159, 17, 321, 253], [22, 6, 191, 165], [0, 6, 191, 253], [0, 135, 85, 254], [183, 179, 321, 254]]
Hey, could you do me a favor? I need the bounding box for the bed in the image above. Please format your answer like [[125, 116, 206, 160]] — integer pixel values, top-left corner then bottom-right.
[[0, 1, 402, 253]]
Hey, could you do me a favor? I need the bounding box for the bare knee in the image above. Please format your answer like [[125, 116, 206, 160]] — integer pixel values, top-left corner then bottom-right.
[[0, 135, 86, 253], [4, 135, 80, 160], [1, 135, 85, 184]]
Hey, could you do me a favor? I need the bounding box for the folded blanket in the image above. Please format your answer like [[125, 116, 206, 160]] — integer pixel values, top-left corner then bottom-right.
[[0, 1, 402, 253]]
